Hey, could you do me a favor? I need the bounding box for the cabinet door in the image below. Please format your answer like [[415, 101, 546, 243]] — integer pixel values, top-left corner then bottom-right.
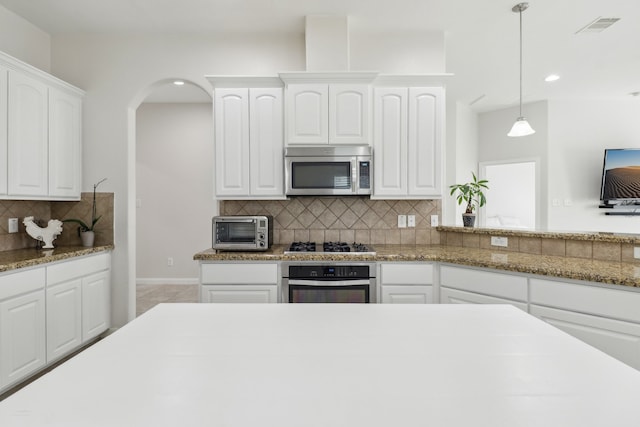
[[329, 84, 370, 145], [49, 88, 82, 198], [215, 88, 250, 197], [440, 287, 528, 312], [408, 87, 443, 196], [381, 285, 432, 304], [373, 88, 408, 197], [0, 290, 46, 388], [249, 88, 284, 197], [201, 285, 278, 303], [82, 271, 111, 342], [0, 66, 7, 195], [46, 279, 82, 362], [7, 71, 48, 196], [531, 304, 640, 370], [286, 84, 328, 145]]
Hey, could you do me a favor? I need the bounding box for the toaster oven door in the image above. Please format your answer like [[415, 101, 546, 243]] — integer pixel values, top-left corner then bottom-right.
[[213, 219, 258, 249]]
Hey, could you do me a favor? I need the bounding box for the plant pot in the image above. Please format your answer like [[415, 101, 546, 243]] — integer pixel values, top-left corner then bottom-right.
[[80, 231, 95, 247], [462, 213, 476, 227]]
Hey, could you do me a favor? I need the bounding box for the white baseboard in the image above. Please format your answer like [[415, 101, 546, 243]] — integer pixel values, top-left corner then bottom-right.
[[136, 278, 198, 286]]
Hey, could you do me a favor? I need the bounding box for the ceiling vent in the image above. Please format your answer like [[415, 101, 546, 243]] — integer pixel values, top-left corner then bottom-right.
[[576, 17, 620, 34]]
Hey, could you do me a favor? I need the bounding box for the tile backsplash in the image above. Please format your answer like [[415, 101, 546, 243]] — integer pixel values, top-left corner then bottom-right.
[[0, 193, 114, 251], [221, 197, 442, 245]]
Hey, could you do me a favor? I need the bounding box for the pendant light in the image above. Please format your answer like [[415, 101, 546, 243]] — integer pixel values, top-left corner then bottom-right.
[[508, 2, 535, 137]]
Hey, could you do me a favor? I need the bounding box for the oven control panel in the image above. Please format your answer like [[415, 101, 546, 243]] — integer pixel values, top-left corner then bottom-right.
[[287, 265, 371, 279]]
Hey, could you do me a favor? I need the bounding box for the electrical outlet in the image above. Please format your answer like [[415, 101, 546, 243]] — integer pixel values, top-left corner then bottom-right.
[[491, 236, 509, 247], [8, 218, 18, 233], [407, 215, 416, 227], [397, 215, 407, 228], [634, 247, 640, 259], [167, 257, 174, 266], [430, 215, 439, 227]]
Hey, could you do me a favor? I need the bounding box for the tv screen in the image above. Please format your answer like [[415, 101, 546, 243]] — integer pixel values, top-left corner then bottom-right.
[[600, 149, 640, 202]]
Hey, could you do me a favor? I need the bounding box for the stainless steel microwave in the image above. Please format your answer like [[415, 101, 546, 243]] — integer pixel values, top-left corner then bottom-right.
[[285, 146, 372, 196], [212, 215, 273, 251]]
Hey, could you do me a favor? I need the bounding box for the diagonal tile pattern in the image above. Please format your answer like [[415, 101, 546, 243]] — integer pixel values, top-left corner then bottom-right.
[[221, 197, 442, 245]]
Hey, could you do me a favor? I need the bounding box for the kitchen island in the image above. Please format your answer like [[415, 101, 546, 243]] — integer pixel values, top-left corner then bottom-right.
[[2, 303, 640, 426]]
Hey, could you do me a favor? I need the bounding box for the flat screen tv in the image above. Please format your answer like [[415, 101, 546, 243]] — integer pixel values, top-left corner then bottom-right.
[[600, 148, 640, 204]]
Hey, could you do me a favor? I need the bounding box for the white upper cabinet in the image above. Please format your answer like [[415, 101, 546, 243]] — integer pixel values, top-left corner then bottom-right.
[[0, 66, 7, 195], [1, 51, 84, 200], [211, 78, 284, 199], [329, 84, 370, 145], [215, 88, 250, 197], [7, 70, 48, 197], [286, 84, 328, 145], [373, 86, 444, 199], [48, 88, 82, 198], [249, 88, 284, 197], [286, 83, 370, 146]]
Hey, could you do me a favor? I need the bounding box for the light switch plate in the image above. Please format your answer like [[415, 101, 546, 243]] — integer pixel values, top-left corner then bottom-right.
[[398, 215, 407, 228], [430, 215, 439, 227], [407, 215, 416, 227], [491, 236, 508, 247], [634, 247, 640, 259], [8, 218, 18, 233]]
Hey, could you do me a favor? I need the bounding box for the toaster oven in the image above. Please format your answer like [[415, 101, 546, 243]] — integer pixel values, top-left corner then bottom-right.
[[212, 215, 273, 251]]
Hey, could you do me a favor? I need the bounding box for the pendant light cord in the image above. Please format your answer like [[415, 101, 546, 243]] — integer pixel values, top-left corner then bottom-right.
[[519, 6, 523, 117]]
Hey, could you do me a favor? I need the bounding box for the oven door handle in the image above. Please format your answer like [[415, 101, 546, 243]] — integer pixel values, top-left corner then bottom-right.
[[287, 279, 371, 287]]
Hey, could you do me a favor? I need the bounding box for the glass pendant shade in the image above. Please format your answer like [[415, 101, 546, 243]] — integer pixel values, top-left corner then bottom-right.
[[508, 117, 536, 137]]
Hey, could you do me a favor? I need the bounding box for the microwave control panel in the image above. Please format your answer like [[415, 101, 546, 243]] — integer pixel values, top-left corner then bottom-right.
[[359, 161, 371, 189]]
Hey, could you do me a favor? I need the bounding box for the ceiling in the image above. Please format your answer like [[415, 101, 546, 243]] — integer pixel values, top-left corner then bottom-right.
[[1, 0, 639, 111]]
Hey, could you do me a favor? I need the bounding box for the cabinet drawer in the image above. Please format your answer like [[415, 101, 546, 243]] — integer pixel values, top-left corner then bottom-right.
[[0, 267, 45, 300], [380, 263, 433, 285], [530, 278, 640, 323], [201, 263, 278, 285], [440, 287, 528, 312], [381, 285, 432, 304], [47, 253, 111, 285], [440, 265, 527, 301]]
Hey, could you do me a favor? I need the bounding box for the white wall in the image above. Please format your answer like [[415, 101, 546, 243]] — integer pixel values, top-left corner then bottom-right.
[[445, 101, 478, 225], [478, 101, 548, 228], [0, 5, 50, 71], [50, 33, 306, 326], [547, 98, 640, 233], [136, 102, 214, 284]]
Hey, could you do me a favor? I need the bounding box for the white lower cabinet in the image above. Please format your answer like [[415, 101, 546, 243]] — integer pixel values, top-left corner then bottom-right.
[[440, 287, 528, 312], [379, 263, 433, 304], [530, 304, 640, 370], [200, 262, 279, 303], [0, 252, 111, 394], [0, 268, 46, 390], [201, 285, 278, 303], [81, 271, 111, 342], [530, 277, 640, 370], [46, 279, 82, 363]]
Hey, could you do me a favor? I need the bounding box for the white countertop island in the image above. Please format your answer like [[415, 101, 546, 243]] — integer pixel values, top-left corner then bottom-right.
[[2, 303, 640, 426]]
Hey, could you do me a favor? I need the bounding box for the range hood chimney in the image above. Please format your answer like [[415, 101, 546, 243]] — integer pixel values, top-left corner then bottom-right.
[[305, 15, 350, 71]]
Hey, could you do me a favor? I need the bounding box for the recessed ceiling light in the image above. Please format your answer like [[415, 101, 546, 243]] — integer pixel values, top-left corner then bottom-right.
[[173, 80, 185, 86], [545, 74, 560, 82]]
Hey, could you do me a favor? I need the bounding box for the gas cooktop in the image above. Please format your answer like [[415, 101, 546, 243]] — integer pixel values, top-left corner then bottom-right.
[[284, 241, 376, 255]]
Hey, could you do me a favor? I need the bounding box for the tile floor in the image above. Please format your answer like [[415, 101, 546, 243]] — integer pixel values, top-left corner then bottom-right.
[[136, 284, 199, 316]]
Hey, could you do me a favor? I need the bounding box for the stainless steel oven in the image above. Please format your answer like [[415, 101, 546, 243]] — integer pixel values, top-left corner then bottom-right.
[[281, 262, 376, 303], [285, 146, 372, 196]]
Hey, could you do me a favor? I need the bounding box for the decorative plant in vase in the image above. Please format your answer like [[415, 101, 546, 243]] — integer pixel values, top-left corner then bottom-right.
[[63, 178, 107, 247], [449, 172, 489, 227]]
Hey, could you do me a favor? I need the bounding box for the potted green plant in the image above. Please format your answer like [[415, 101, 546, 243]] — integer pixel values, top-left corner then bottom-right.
[[449, 172, 489, 227], [63, 178, 107, 246]]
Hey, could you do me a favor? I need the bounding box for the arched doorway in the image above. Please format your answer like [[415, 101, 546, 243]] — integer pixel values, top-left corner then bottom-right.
[[130, 79, 214, 316]]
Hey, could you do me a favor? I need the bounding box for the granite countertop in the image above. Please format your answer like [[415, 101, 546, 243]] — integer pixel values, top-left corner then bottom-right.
[[194, 244, 640, 288], [436, 225, 640, 243], [0, 245, 114, 273]]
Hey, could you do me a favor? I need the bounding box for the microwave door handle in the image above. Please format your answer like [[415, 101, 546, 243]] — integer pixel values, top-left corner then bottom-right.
[[352, 160, 358, 194], [221, 219, 255, 223]]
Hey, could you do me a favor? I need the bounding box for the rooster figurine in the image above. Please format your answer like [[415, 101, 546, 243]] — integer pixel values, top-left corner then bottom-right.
[[23, 216, 63, 249]]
